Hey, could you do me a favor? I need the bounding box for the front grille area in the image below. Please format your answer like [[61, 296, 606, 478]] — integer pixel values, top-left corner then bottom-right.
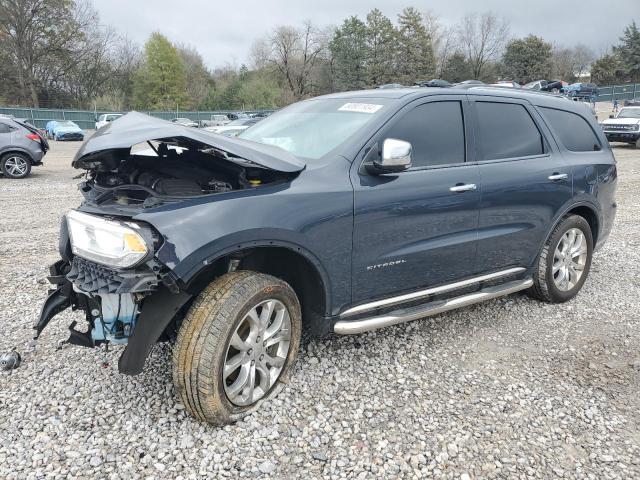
[[604, 124, 638, 131], [67, 256, 160, 294]]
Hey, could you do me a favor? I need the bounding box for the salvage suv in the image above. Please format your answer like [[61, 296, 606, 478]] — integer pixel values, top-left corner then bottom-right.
[[36, 87, 617, 425]]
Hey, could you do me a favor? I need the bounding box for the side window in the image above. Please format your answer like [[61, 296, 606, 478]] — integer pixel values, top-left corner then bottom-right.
[[0, 123, 12, 134], [475, 102, 545, 160], [385, 101, 465, 168], [539, 107, 601, 152]]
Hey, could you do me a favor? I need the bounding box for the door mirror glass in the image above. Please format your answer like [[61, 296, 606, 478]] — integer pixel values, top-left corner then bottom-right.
[[372, 138, 412, 173]]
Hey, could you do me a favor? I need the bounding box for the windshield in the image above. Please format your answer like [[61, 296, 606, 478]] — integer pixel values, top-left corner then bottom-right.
[[239, 98, 390, 159], [618, 108, 640, 119]]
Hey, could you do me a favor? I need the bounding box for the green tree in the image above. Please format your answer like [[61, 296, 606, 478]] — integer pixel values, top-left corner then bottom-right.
[[615, 21, 640, 81], [329, 16, 368, 91], [590, 54, 625, 85], [177, 45, 213, 110], [364, 9, 396, 86], [440, 52, 472, 83], [395, 7, 435, 84], [133, 32, 188, 110], [501, 35, 552, 84]]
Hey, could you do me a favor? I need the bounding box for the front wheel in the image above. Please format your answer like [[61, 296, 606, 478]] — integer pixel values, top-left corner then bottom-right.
[[173, 271, 301, 425], [528, 215, 593, 303]]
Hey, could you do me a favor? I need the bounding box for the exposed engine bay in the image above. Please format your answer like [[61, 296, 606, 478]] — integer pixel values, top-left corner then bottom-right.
[[79, 141, 293, 209]]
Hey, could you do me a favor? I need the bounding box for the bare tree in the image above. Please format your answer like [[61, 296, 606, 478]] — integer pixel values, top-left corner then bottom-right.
[[457, 12, 510, 80], [551, 44, 595, 82], [252, 21, 328, 100], [423, 11, 455, 77]]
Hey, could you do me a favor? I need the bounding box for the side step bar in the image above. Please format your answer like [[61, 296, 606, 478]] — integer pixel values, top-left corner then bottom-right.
[[334, 278, 533, 335]]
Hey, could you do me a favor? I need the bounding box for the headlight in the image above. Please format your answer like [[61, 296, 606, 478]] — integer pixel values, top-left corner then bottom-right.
[[66, 210, 150, 268]]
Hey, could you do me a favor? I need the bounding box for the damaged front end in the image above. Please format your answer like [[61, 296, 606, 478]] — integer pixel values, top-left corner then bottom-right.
[[35, 212, 191, 374], [35, 112, 304, 374]]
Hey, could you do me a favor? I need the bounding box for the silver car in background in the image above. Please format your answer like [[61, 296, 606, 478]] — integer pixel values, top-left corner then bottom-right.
[[0, 117, 49, 178]]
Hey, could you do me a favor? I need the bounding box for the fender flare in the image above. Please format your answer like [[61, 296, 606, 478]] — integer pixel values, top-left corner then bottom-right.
[[173, 235, 334, 316], [533, 200, 601, 265], [0, 147, 34, 163]]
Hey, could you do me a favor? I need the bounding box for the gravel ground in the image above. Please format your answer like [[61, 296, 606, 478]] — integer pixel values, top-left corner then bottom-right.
[[1, 126, 639, 479]]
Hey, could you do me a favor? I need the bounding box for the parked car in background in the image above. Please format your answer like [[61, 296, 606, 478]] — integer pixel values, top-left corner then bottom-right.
[[226, 112, 250, 121], [95, 113, 123, 130], [600, 106, 640, 147], [171, 118, 198, 128], [36, 87, 616, 425], [204, 118, 261, 135], [563, 83, 598, 99], [457, 79, 484, 85], [210, 114, 231, 125], [0, 116, 48, 178], [523, 80, 565, 93], [45, 120, 84, 141], [416, 79, 451, 88], [490, 81, 521, 88], [377, 83, 405, 89]]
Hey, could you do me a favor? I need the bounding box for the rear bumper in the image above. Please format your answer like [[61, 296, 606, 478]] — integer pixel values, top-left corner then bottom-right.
[[55, 132, 84, 141]]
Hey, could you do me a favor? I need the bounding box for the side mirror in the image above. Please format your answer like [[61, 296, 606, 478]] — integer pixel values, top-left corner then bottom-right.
[[370, 138, 412, 174], [609, 114, 614, 119]]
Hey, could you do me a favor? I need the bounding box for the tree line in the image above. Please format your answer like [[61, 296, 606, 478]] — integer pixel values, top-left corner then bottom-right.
[[1, 0, 639, 111]]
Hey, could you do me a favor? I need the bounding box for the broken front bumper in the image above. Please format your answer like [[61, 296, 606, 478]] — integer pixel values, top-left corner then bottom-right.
[[35, 257, 191, 375]]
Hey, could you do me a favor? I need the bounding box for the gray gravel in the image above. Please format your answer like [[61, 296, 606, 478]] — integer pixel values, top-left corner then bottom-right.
[[1, 122, 640, 479]]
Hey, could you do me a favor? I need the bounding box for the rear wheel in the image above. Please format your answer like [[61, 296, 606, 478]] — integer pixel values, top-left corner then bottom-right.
[[1, 153, 31, 178], [528, 215, 593, 303], [173, 271, 301, 425]]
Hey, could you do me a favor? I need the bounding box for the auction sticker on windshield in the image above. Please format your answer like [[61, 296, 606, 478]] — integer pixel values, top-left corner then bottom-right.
[[338, 103, 383, 114]]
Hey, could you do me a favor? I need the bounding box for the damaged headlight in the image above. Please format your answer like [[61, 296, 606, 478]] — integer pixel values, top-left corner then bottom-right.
[[66, 210, 150, 268]]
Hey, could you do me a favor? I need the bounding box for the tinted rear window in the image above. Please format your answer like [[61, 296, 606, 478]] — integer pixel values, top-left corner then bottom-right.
[[539, 107, 601, 152], [385, 101, 466, 167], [475, 102, 544, 160]]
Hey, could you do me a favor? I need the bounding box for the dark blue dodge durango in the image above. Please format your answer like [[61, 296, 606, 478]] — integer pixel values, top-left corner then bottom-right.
[[37, 86, 616, 424]]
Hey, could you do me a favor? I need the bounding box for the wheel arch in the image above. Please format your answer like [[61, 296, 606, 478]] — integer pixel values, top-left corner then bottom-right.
[[182, 243, 333, 337], [0, 148, 34, 164]]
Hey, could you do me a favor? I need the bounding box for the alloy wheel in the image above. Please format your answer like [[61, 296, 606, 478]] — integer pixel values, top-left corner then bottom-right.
[[223, 299, 291, 406], [4, 156, 28, 177], [552, 228, 588, 291]]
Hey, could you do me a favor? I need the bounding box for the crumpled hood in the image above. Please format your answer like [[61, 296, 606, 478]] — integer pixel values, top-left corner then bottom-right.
[[73, 111, 305, 173]]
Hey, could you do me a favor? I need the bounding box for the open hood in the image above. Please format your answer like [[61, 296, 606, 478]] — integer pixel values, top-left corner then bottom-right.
[[73, 111, 305, 173]]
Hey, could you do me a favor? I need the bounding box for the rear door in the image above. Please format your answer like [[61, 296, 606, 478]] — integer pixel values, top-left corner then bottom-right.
[[350, 95, 481, 305], [469, 96, 573, 273]]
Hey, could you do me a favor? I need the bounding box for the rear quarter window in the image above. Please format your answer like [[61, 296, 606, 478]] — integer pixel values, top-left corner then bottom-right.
[[539, 107, 601, 152]]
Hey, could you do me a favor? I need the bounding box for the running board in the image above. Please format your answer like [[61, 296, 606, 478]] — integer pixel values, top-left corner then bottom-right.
[[334, 278, 533, 335]]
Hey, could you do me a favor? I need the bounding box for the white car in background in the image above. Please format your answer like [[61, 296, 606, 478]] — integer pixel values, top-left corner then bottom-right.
[[204, 118, 261, 136], [95, 113, 123, 130]]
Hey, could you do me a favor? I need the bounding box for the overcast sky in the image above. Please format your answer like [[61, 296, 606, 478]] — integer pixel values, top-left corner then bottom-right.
[[94, 0, 635, 69]]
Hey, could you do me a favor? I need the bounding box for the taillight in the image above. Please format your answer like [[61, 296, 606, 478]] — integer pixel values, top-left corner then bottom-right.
[[26, 133, 40, 142]]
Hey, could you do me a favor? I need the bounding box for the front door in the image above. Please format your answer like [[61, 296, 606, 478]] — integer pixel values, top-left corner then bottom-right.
[[351, 97, 481, 306]]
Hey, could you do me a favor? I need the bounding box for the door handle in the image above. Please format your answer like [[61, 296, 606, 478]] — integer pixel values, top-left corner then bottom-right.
[[548, 173, 568, 181], [449, 183, 477, 193]]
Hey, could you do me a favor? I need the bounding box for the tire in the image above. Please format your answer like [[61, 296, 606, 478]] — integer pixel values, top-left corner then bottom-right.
[[635, 138, 640, 149], [1, 153, 32, 178], [551, 88, 559, 94], [173, 271, 301, 425], [528, 215, 593, 303]]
